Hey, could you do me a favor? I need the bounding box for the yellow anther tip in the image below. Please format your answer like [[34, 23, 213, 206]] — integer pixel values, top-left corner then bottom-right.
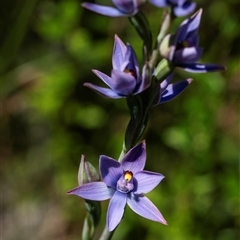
[[124, 171, 133, 182]]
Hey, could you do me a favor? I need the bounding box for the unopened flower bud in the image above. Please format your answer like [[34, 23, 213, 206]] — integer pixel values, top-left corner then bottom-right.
[[154, 58, 174, 82], [78, 155, 100, 186], [159, 34, 173, 60]]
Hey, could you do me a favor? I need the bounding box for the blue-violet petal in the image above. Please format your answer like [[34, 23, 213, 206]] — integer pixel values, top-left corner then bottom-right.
[[134, 171, 165, 194], [83, 83, 122, 98], [121, 141, 146, 173], [127, 194, 167, 224], [100, 155, 122, 188], [82, 3, 129, 17], [107, 191, 127, 231], [67, 182, 114, 201], [160, 79, 192, 103], [178, 63, 226, 73]]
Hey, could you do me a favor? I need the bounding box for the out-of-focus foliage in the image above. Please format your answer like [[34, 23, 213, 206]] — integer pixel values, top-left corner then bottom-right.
[[1, 0, 239, 239]]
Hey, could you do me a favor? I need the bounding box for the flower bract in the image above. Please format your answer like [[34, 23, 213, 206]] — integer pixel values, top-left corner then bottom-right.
[[68, 141, 167, 231]]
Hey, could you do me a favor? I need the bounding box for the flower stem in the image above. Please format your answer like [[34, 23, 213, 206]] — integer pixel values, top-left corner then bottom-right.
[[99, 224, 116, 240], [118, 147, 126, 162]]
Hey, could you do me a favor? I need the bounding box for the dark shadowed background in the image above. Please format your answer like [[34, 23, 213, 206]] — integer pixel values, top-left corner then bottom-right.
[[1, 0, 239, 239]]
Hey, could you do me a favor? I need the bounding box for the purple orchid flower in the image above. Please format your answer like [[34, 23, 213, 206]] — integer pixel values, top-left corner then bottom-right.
[[149, 0, 196, 17], [157, 72, 192, 104], [82, 0, 144, 17], [160, 9, 226, 73], [68, 141, 167, 231], [84, 35, 151, 98]]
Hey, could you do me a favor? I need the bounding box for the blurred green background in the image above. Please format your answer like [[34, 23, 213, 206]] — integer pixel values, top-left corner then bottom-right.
[[1, 0, 239, 239]]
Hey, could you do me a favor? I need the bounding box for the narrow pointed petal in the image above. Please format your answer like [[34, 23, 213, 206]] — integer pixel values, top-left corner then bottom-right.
[[107, 191, 127, 231], [100, 156, 122, 188], [189, 8, 202, 32], [92, 70, 113, 88], [125, 44, 140, 77], [112, 0, 135, 14], [159, 79, 192, 104], [160, 72, 174, 92], [178, 63, 226, 73], [134, 171, 165, 194], [182, 8, 202, 35], [92, 69, 135, 96], [83, 83, 122, 98], [127, 195, 167, 225], [136, 64, 151, 94], [111, 69, 137, 95], [175, 21, 189, 43], [67, 182, 114, 200], [177, 9, 202, 42], [112, 35, 127, 70], [82, 3, 129, 17], [121, 141, 146, 173], [174, 2, 196, 17]]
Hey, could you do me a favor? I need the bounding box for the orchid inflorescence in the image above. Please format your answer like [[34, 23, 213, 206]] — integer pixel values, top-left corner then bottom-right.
[[67, 1, 225, 239]]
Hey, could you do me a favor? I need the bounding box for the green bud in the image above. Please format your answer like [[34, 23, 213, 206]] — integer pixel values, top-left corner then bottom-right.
[[78, 155, 101, 239], [78, 155, 100, 186], [159, 34, 172, 59], [154, 58, 174, 82], [157, 8, 171, 45]]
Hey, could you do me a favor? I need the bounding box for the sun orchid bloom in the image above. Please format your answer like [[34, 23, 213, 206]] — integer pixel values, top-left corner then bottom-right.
[[149, 0, 196, 17], [82, 0, 145, 17], [84, 35, 151, 98], [160, 9, 226, 73], [68, 141, 167, 231]]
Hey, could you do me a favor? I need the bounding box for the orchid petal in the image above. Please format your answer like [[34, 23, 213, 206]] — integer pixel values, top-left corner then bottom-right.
[[159, 79, 192, 103], [136, 64, 151, 93], [121, 141, 146, 173], [175, 20, 189, 43], [83, 83, 122, 98], [176, 9, 202, 42], [112, 0, 135, 14], [67, 182, 114, 200], [148, 0, 167, 7], [127, 195, 167, 225], [174, 47, 203, 64], [107, 191, 127, 231], [112, 35, 127, 70], [160, 72, 174, 92], [82, 3, 129, 17], [100, 156, 122, 188], [92, 70, 113, 88], [178, 63, 226, 73], [174, 1, 196, 17], [125, 44, 140, 77], [170, 0, 185, 5], [184, 8, 202, 35], [110, 69, 137, 95], [134, 171, 165, 194]]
